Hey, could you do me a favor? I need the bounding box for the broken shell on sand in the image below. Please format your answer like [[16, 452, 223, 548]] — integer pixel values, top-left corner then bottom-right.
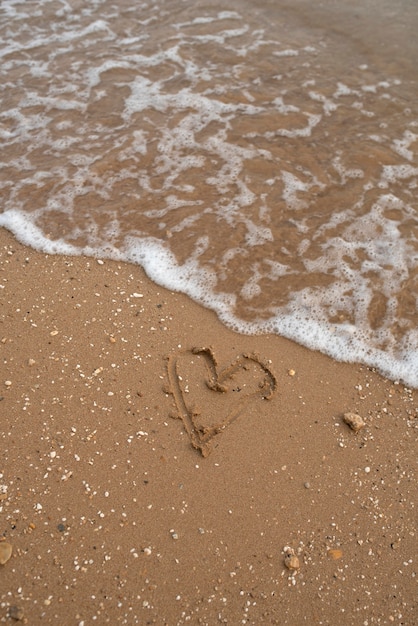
[[343, 412, 365, 433], [283, 546, 300, 570], [0, 542, 13, 565]]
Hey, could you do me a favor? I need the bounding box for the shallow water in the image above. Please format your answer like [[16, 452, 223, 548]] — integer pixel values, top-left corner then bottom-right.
[[1, 0, 418, 386]]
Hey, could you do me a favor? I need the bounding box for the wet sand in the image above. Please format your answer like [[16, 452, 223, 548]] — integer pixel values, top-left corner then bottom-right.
[[0, 226, 416, 625]]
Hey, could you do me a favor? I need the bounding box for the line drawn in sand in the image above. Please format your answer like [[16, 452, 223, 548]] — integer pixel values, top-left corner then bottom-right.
[[166, 346, 278, 457]]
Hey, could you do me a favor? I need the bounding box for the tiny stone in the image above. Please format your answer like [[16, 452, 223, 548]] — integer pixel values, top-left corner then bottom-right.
[[328, 548, 343, 560], [4, 380, 12, 387], [304, 482, 311, 489], [8, 605, 24, 621], [283, 546, 300, 570], [0, 542, 13, 565], [28, 358, 36, 366], [288, 369, 296, 376], [284, 553, 300, 570], [343, 412, 365, 432]]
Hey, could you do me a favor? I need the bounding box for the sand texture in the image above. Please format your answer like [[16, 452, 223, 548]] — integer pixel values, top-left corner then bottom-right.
[[0, 228, 417, 625]]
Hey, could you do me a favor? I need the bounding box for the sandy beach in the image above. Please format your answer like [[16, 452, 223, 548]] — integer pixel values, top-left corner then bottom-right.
[[0, 226, 416, 624]]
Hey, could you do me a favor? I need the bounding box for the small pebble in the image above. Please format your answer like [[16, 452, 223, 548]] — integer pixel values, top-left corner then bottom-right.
[[328, 548, 343, 560], [0, 542, 13, 565], [288, 369, 296, 377], [343, 412, 365, 432], [283, 546, 300, 570], [284, 553, 300, 570], [4, 380, 12, 387], [8, 605, 24, 621]]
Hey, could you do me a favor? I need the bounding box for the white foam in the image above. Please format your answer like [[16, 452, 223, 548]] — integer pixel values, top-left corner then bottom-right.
[[273, 97, 299, 114], [382, 164, 418, 183], [281, 171, 309, 210], [276, 113, 321, 137], [392, 130, 418, 161], [309, 90, 338, 115], [273, 49, 299, 57], [0, 210, 114, 258]]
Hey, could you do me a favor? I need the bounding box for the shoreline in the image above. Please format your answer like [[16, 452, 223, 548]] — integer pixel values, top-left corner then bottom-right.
[[1, 226, 417, 624]]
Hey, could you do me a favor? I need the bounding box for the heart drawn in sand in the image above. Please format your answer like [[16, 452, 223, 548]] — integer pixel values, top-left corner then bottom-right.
[[166, 346, 277, 457]]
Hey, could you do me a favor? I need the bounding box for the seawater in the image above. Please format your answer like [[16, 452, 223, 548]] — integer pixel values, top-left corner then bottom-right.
[[1, 0, 418, 386]]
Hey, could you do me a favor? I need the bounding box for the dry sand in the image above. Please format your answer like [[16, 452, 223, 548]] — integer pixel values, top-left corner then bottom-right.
[[0, 227, 417, 625]]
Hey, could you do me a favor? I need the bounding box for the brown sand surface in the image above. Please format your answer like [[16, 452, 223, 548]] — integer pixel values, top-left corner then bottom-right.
[[0, 226, 417, 625]]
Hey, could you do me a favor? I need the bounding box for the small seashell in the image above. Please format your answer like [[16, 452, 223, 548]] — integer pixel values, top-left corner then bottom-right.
[[343, 412, 365, 432], [284, 553, 300, 570], [328, 548, 343, 560], [0, 542, 13, 565], [283, 546, 300, 570]]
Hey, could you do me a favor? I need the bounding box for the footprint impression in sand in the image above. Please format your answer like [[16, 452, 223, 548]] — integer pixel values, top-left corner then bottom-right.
[[166, 347, 277, 457]]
